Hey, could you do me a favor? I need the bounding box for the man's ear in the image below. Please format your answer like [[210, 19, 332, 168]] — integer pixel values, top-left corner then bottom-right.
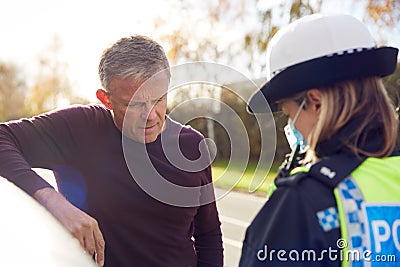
[[96, 89, 112, 110], [306, 89, 322, 113]]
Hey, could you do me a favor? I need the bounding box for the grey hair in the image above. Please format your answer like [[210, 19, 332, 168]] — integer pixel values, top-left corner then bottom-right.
[[98, 35, 170, 91]]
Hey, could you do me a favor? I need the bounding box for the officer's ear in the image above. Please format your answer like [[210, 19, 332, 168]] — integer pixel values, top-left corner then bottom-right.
[[96, 89, 113, 110], [306, 89, 322, 114]]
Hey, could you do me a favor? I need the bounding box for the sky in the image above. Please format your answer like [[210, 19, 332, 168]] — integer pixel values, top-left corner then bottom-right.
[[1, 0, 399, 103], [0, 0, 169, 102]]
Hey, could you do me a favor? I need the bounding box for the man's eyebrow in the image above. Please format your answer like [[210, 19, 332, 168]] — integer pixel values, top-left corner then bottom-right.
[[129, 95, 166, 103]]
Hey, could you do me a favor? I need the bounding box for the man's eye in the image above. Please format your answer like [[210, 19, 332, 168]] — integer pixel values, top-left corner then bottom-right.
[[128, 103, 143, 108], [152, 98, 165, 105]]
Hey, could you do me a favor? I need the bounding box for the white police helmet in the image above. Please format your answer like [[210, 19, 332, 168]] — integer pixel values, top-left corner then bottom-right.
[[249, 14, 398, 113]]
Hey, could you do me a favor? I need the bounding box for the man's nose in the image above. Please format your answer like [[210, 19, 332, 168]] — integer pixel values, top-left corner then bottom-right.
[[140, 103, 157, 121]]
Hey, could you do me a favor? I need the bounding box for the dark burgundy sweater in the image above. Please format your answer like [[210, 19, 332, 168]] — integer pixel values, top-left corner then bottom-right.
[[0, 104, 223, 267]]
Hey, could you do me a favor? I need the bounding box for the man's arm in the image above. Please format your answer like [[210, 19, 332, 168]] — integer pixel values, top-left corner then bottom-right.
[[0, 118, 55, 195], [0, 105, 105, 266], [193, 202, 224, 267], [193, 166, 224, 267], [34, 187, 105, 266]]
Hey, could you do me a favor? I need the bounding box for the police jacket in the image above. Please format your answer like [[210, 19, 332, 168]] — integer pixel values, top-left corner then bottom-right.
[[239, 117, 400, 267]]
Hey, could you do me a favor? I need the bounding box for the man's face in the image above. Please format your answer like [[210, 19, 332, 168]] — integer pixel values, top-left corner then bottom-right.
[[107, 73, 169, 143]]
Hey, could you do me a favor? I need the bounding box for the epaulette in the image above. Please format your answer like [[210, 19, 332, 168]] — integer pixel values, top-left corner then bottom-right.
[[275, 153, 366, 189], [275, 171, 309, 187], [308, 153, 365, 189]]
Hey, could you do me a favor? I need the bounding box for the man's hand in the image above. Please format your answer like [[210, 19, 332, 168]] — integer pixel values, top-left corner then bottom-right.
[[34, 187, 105, 266]]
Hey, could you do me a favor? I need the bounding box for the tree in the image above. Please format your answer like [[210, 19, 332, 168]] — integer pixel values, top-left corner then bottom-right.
[[383, 61, 400, 146], [156, 0, 399, 163], [154, 0, 259, 158], [158, 0, 254, 72], [1, 36, 88, 122], [0, 62, 27, 121], [24, 36, 74, 116], [365, 0, 400, 28]]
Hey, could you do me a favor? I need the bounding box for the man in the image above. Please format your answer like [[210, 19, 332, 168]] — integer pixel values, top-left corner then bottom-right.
[[0, 35, 223, 267]]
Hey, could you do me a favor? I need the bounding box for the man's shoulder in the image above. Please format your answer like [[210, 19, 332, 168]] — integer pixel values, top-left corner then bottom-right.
[[166, 116, 204, 141], [48, 104, 107, 116], [42, 104, 111, 122], [15, 104, 113, 132]]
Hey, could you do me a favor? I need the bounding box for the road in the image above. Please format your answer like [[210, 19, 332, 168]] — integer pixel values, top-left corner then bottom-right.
[[215, 188, 266, 267]]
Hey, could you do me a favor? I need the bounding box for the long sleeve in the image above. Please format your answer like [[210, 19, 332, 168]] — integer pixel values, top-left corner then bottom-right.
[[0, 105, 98, 195], [0, 120, 53, 195], [193, 165, 224, 267]]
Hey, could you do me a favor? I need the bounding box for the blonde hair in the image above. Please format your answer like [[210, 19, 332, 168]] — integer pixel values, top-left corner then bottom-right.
[[308, 77, 398, 160]]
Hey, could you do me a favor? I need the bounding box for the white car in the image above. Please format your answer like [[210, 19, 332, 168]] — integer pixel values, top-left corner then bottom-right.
[[0, 176, 96, 267]]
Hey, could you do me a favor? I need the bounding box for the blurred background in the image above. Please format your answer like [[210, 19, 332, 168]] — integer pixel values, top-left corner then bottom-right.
[[1, 0, 399, 192]]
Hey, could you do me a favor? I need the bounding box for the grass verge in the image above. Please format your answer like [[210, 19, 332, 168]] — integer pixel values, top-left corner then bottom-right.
[[211, 160, 278, 196]]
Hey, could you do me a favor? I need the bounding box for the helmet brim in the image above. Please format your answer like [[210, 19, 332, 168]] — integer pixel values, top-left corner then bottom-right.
[[248, 46, 398, 113]]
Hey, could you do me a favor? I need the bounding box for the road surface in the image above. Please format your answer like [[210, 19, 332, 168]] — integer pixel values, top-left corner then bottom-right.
[[215, 188, 267, 267]]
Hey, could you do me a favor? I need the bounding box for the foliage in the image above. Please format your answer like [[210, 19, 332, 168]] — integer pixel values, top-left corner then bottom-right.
[[0, 36, 88, 122], [161, 0, 400, 165], [212, 159, 277, 194], [0, 62, 27, 121], [365, 0, 400, 27], [382, 62, 400, 146], [154, 0, 252, 67]]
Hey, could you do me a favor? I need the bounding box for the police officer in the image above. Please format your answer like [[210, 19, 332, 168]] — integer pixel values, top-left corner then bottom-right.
[[240, 14, 400, 267]]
